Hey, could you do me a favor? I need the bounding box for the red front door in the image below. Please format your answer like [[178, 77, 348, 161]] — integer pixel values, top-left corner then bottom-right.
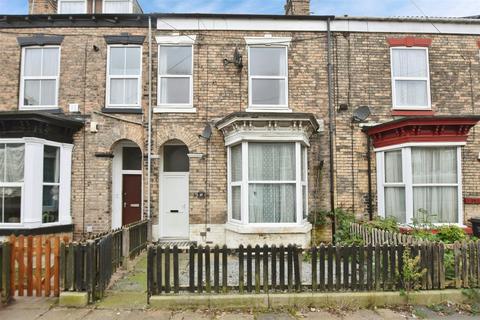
[[122, 174, 142, 226]]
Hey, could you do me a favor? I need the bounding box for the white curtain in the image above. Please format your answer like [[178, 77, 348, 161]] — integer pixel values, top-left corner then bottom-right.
[[392, 49, 428, 107], [5, 144, 24, 183], [59, 1, 85, 13], [385, 150, 402, 183], [159, 78, 190, 104], [231, 144, 242, 182], [248, 143, 296, 223], [412, 148, 458, 223], [251, 79, 286, 105], [23, 48, 58, 106], [232, 186, 241, 221], [124, 79, 138, 105], [385, 187, 406, 223]]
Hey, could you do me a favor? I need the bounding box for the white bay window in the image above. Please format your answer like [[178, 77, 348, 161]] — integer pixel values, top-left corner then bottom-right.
[[377, 145, 462, 224], [391, 47, 431, 109], [58, 0, 87, 13], [228, 141, 307, 226]]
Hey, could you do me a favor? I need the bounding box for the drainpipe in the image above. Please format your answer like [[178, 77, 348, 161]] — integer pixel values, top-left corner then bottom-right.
[[147, 16, 152, 221], [367, 135, 373, 221], [326, 18, 336, 239]]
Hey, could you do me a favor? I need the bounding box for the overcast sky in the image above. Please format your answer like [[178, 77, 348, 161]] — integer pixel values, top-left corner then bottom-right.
[[1, 0, 479, 17]]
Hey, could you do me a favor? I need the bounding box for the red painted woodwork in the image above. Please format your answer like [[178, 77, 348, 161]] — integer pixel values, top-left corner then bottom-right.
[[464, 197, 480, 205], [477, 40, 480, 48], [391, 110, 435, 116], [365, 116, 480, 148], [387, 37, 432, 47], [122, 174, 142, 226]]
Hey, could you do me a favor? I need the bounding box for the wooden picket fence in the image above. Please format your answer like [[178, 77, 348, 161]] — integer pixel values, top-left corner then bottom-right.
[[128, 220, 149, 258], [350, 222, 417, 245], [1, 241, 11, 304], [147, 241, 480, 299]]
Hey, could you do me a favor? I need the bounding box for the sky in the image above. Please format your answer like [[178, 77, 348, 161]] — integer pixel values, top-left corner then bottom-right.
[[1, 0, 480, 17]]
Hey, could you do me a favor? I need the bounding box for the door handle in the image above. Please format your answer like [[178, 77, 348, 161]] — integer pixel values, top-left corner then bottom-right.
[[170, 210, 179, 213], [123, 202, 127, 208]]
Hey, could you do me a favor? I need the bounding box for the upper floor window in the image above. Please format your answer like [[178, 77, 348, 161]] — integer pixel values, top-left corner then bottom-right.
[[104, 0, 131, 13], [106, 45, 142, 108], [248, 46, 288, 111], [58, 0, 87, 14], [157, 45, 193, 109], [378, 146, 461, 225], [391, 47, 431, 110], [20, 47, 60, 110]]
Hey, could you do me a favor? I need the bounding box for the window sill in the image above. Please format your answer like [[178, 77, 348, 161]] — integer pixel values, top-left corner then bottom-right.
[[0, 223, 73, 236], [101, 107, 143, 114], [154, 107, 197, 113], [19, 107, 63, 114], [246, 107, 292, 113], [391, 109, 435, 116], [225, 221, 312, 234]]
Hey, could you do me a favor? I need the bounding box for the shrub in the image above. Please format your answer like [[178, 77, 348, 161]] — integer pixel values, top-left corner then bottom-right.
[[436, 225, 467, 244], [332, 208, 364, 246], [366, 216, 399, 232]]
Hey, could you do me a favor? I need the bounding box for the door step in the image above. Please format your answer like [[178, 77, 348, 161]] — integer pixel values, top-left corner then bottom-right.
[[157, 240, 197, 249]]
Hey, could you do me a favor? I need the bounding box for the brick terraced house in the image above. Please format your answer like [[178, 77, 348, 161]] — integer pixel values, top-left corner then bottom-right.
[[0, 0, 479, 247]]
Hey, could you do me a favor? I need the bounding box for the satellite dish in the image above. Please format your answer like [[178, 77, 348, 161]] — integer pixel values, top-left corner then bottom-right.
[[352, 106, 371, 123], [199, 123, 212, 140]]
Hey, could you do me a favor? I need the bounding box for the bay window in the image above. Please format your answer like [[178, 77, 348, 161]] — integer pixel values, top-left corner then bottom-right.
[[20, 46, 60, 109], [106, 45, 142, 108], [378, 145, 462, 224], [0, 139, 73, 229], [228, 141, 307, 225], [391, 47, 431, 109], [103, 0, 131, 13], [248, 46, 288, 110]]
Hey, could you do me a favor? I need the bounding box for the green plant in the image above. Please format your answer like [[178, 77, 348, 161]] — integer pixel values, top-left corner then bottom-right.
[[436, 225, 467, 244], [400, 247, 426, 300], [308, 209, 331, 226], [332, 208, 364, 246], [366, 216, 399, 232]]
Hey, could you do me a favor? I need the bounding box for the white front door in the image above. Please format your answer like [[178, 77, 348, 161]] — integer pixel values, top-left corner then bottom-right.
[[160, 173, 189, 239]]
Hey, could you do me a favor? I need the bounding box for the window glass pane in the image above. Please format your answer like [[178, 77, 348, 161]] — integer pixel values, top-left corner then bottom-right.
[[40, 80, 57, 106], [0, 145, 4, 181], [42, 185, 59, 223], [413, 186, 458, 223], [232, 186, 241, 221], [110, 47, 125, 75], [301, 146, 306, 182], [24, 80, 41, 106], [122, 147, 142, 170], [104, 0, 130, 13], [125, 47, 141, 75], [43, 146, 60, 183], [249, 184, 295, 223], [302, 185, 307, 219], [395, 80, 428, 107], [24, 48, 42, 76], [392, 49, 428, 77], [110, 79, 124, 104], [159, 77, 190, 104], [249, 143, 295, 181], [5, 144, 24, 183], [159, 46, 192, 75], [2, 187, 21, 223], [250, 47, 287, 76], [163, 145, 189, 172], [412, 148, 457, 184], [252, 79, 286, 105], [42, 48, 59, 76], [59, 1, 86, 13], [124, 79, 139, 105], [231, 144, 242, 182], [385, 187, 406, 223], [385, 150, 402, 183]]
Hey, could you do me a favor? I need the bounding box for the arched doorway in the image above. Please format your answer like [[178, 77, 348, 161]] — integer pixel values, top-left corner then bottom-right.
[[112, 140, 143, 229], [159, 139, 190, 239]]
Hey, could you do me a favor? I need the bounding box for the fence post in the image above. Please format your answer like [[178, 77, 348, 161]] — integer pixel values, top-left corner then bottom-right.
[[122, 227, 130, 268], [1, 242, 11, 304], [147, 220, 153, 243]]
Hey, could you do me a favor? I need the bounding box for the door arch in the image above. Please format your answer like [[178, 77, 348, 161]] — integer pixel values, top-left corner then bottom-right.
[[159, 139, 190, 239]]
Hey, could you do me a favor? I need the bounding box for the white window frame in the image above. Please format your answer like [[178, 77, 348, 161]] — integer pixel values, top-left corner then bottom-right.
[[106, 44, 143, 109], [19, 46, 61, 110], [390, 47, 432, 110], [376, 142, 463, 226], [156, 41, 195, 113], [103, 0, 133, 14], [247, 45, 290, 112], [57, 0, 87, 14], [227, 141, 308, 227], [0, 142, 25, 225], [42, 144, 61, 225]]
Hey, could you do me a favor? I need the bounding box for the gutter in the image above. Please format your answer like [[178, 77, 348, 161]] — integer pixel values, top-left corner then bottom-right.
[[326, 18, 336, 240], [147, 16, 153, 221]]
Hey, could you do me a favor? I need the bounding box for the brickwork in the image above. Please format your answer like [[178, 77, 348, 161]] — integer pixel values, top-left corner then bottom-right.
[[285, 0, 311, 15], [29, 0, 57, 14]]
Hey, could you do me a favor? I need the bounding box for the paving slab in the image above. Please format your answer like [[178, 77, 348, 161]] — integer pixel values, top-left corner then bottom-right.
[[217, 311, 255, 319], [37, 308, 93, 320], [374, 308, 410, 319], [255, 312, 295, 320], [343, 309, 384, 320], [170, 310, 213, 320], [302, 311, 342, 319]]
